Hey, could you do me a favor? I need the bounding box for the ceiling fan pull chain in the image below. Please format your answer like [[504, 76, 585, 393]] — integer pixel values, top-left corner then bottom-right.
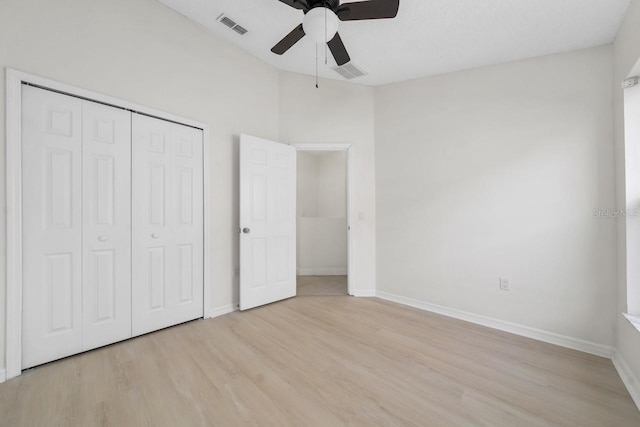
[[316, 43, 318, 88], [324, 6, 328, 65]]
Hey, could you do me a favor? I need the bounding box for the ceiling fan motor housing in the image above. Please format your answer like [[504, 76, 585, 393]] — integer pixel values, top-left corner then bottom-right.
[[305, 0, 339, 11]]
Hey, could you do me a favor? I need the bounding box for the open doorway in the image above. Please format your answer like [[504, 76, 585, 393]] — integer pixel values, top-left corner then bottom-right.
[[294, 144, 352, 296]]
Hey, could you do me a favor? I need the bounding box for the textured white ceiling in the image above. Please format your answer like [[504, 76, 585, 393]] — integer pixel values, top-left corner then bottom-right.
[[158, 0, 631, 86]]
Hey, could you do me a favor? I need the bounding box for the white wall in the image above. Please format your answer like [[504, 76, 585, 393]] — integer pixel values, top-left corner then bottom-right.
[[297, 218, 348, 275], [0, 0, 280, 369], [375, 46, 617, 346], [317, 152, 347, 218], [297, 151, 347, 218], [297, 152, 320, 217], [280, 72, 376, 294], [296, 151, 347, 275], [614, 0, 640, 393]]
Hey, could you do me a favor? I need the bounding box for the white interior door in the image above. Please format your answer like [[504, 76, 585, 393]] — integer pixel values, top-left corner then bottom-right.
[[22, 86, 83, 369], [131, 113, 204, 336], [82, 100, 132, 351], [240, 134, 297, 310]]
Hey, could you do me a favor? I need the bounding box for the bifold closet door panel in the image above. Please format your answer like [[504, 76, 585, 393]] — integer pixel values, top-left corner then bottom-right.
[[22, 86, 83, 369], [82, 100, 132, 351], [131, 113, 204, 336]]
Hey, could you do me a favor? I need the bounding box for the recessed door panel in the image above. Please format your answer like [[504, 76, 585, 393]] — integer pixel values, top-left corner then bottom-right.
[[91, 250, 116, 322], [251, 238, 268, 289], [22, 86, 83, 369], [45, 149, 73, 228], [178, 168, 193, 225], [132, 113, 204, 336], [92, 119, 115, 144], [251, 175, 267, 222], [94, 156, 115, 226], [274, 237, 290, 283], [149, 164, 166, 226], [45, 253, 75, 332], [178, 244, 194, 303], [148, 246, 166, 310], [275, 176, 289, 222]]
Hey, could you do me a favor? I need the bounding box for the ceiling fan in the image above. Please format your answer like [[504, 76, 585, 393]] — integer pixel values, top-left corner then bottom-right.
[[271, 0, 400, 66]]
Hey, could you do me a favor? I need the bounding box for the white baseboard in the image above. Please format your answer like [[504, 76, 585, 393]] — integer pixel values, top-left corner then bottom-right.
[[206, 303, 238, 319], [353, 290, 376, 297], [297, 268, 347, 276], [612, 350, 640, 411], [376, 291, 614, 358], [0, 369, 6, 383]]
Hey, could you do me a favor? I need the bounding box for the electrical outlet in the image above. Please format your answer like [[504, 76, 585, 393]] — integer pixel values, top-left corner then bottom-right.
[[500, 278, 510, 291]]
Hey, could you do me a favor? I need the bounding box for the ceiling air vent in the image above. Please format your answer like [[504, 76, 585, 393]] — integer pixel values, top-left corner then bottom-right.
[[232, 25, 248, 35], [217, 14, 248, 35], [333, 62, 367, 80]]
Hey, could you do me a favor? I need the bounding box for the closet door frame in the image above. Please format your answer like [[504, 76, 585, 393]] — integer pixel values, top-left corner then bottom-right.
[[5, 68, 212, 380]]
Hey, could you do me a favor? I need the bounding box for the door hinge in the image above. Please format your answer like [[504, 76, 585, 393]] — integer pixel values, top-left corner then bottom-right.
[[623, 76, 639, 89]]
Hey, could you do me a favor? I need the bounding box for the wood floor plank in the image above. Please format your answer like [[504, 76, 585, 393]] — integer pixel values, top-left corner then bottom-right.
[[297, 275, 348, 296], [0, 294, 638, 426]]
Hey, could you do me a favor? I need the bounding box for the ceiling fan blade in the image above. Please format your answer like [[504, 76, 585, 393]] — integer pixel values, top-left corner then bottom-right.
[[271, 24, 306, 55], [327, 33, 351, 66], [277, 0, 308, 11], [337, 0, 399, 21]]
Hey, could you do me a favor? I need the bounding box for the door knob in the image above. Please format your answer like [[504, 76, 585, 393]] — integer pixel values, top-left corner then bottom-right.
[[98, 236, 107, 242], [242, 228, 250, 234], [151, 233, 159, 239]]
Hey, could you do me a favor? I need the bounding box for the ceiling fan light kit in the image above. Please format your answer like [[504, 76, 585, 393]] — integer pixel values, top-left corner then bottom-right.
[[272, 0, 400, 70], [303, 7, 339, 43]]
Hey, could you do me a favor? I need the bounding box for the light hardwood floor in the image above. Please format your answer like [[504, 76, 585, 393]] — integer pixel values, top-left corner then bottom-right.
[[1, 296, 639, 426], [297, 275, 348, 296]]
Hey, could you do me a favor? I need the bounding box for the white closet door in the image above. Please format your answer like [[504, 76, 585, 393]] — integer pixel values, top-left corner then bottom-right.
[[22, 86, 83, 369], [82, 100, 132, 351], [131, 113, 204, 336]]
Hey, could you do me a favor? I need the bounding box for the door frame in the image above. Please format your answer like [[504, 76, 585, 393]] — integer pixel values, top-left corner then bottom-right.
[[292, 143, 353, 296], [5, 68, 212, 380]]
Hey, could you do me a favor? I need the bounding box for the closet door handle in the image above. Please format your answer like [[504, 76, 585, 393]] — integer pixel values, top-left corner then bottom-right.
[[98, 236, 107, 242], [151, 233, 159, 239]]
